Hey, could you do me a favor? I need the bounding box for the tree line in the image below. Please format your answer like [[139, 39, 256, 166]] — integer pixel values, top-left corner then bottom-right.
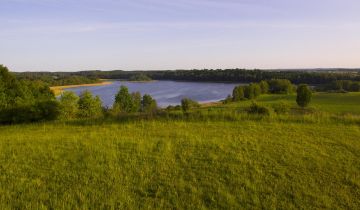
[[228, 79, 295, 103], [316, 80, 360, 92], [15, 68, 360, 85], [57, 86, 158, 120], [15, 72, 100, 86]]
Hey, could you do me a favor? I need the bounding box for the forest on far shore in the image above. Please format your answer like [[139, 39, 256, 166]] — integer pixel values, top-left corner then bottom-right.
[[15, 68, 360, 85]]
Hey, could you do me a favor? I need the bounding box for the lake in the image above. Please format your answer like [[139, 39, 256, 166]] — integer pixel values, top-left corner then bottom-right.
[[64, 80, 241, 107]]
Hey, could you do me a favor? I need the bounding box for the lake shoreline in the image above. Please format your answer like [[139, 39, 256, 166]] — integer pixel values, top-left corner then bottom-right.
[[50, 81, 113, 96]]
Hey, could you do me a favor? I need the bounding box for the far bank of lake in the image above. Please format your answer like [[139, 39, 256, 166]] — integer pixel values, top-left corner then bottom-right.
[[50, 81, 113, 96]]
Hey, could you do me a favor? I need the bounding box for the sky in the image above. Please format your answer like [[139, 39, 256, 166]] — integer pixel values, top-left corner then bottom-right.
[[0, 0, 360, 72]]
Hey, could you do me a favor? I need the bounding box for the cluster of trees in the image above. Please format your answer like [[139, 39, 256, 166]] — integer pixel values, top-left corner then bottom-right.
[[267, 79, 295, 94], [318, 80, 360, 92], [58, 91, 103, 119], [229, 78, 312, 111], [231, 79, 294, 102], [58, 86, 158, 120], [16, 72, 100, 86], [231, 82, 263, 101], [0, 65, 59, 124], [129, 74, 152, 82], [246, 84, 313, 116], [112, 86, 157, 114]]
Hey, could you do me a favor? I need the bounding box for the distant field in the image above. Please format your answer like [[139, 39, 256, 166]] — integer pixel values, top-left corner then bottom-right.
[[0, 92, 359, 209], [222, 92, 360, 115]]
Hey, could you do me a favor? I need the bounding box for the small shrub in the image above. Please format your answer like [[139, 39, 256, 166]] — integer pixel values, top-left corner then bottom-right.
[[181, 98, 200, 113], [247, 103, 272, 115], [223, 95, 233, 104]]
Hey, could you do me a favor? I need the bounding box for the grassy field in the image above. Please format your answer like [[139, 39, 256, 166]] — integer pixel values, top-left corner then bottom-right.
[[0, 92, 359, 209], [222, 92, 360, 115]]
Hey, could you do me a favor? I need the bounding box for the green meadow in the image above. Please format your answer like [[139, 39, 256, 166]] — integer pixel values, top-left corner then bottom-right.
[[224, 92, 360, 115], [0, 93, 359, 209]]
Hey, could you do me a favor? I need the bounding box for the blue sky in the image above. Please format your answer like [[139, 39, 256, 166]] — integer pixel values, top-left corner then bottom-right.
[[1, 0, 359, 71]]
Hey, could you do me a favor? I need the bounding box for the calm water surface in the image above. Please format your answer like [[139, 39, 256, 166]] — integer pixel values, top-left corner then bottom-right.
[[65, 80, 242, 107]]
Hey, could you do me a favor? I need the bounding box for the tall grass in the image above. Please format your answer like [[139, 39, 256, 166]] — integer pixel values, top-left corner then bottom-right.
[[0, 92, 359, 209]]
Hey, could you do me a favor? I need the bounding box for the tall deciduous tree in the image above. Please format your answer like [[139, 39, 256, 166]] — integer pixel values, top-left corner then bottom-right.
[[141, 94, 157, 113], [232, 86, 245, 101], [131, 92, 142, 112], [244, 85, 255, 99], [251, 83, 262, 98], [259, 80, 269, 94], [114, 86, 133, 113], [59, 91, 79, 119], [78, 91, 103, 118]]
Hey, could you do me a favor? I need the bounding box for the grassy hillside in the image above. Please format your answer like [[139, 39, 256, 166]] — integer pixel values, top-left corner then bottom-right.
[[0, 93, 359, 209]]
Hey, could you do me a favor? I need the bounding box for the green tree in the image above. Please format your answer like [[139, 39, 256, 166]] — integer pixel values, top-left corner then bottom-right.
[[1, 65, 59, 123], [78, 91, 103, 118], [181, 98, 190, 113], [268, 79, 294, 94], [114, 86, 133, 113], [141, 94, 157, 113], [296, 84, 312, 108], [131, 92, 142, 112], [259, 80, 269, 94], [251, 83, 262, 98], [0, 85, 6, 110], [244, 85, 255, 99], [59, 91, 79, 119], [0, 65, 22, 109], [232, 86, 245, 101]]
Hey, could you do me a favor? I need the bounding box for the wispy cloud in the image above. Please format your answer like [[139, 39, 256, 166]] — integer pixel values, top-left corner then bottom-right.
[[2, 18, 359, 36]]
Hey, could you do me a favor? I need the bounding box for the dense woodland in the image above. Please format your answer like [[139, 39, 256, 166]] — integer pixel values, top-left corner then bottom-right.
[[15, 68, 360, 85]]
